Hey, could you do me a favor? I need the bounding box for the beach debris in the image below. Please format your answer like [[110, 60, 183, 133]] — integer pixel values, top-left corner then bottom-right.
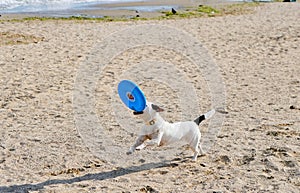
[[140, 185, 159, 193], [281, 160, 298, 168], [262, 146, 291, 158], [214, 155, 231, 164], [220, 155, 231, 164], [289, 105, 300, 110], [159, 170, 168, 175], [171, 8, 177, 14], [135, 10, 140, 18], [216, 107, 229, 114], [238, 154, 255, 165], [262, 158, 279, 171], [50, 167, 85, 176], [139, 159, 146, 163]]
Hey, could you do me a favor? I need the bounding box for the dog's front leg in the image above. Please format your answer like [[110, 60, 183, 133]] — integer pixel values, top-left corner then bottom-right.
[[127, 135, 147, 155], [145, 131, 164, 147]]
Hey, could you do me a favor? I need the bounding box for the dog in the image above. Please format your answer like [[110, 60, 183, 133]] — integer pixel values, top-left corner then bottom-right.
[[127, 102, 215, 161]]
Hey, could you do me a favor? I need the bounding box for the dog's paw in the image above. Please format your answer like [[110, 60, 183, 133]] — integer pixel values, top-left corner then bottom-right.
[[126, 147, 134, 155], [200, 152, 207, 157], [136, 143, 146, 150]]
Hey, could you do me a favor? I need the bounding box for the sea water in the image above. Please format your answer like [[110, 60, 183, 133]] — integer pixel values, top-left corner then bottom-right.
[[0, 0, 273, 14], [0, 0, 140, 13]]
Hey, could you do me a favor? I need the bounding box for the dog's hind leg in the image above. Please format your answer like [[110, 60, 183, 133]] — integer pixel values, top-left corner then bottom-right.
[[199, 143, 206, 155], [190, 138, 200, 161], [192, 144, 206, 161], [192, 146, 199, 161]]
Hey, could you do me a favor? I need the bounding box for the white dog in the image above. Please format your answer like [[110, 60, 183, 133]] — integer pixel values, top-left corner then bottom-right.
[[127, 102, 215, 161]]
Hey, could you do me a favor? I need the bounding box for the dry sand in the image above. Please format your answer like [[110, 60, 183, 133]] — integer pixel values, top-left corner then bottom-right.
[[0, 2, 299, 193]]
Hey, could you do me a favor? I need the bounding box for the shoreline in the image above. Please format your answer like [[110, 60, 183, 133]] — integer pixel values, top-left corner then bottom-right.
[[0, 0, 255, 20]]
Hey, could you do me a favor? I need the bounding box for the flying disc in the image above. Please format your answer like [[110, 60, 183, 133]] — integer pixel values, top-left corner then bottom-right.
[[118, 80, 146, 112]]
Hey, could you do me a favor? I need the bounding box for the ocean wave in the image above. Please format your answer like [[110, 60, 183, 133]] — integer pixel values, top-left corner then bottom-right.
[[0, 0, 139, 12]]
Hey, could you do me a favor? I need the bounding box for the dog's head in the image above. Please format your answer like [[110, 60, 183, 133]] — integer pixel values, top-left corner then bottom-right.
[[133, 102, 164, 122]]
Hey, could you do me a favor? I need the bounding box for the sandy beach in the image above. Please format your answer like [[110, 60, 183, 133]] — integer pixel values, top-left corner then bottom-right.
[[0, 2, 299, 193]]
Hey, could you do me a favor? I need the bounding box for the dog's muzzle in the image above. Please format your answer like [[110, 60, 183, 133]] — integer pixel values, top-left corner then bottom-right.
[[133, 111, 144, 115]]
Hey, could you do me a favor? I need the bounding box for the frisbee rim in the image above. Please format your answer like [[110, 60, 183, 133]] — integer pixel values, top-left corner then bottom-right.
[[118, 80, 146, 112]]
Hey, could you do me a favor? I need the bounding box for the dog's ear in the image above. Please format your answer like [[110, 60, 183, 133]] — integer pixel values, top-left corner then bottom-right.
[[151, 104, 164, 112]]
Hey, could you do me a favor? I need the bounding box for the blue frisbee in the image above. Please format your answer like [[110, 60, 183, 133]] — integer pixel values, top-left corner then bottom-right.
[[118, 80, 146, 112]]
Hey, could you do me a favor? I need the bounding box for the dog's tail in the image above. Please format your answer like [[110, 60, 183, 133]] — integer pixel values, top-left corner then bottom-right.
[[194, 109, 215, 126]]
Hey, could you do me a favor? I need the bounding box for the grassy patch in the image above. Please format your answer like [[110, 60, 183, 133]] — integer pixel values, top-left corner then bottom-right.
[[160, 3, 260, 19], [198, 5, 220, 15], [161, 5, 220, 19], [7, 15, 151, 23], [219, 2, 260, 15]]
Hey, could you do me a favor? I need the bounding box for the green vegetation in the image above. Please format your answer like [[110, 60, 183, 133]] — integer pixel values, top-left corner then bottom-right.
[[197, 5, 220, 15], [161, 5, 221, 19], [160, 3, 261, 19], [7, 14, 152, 22], [219, 2, 260, 15]]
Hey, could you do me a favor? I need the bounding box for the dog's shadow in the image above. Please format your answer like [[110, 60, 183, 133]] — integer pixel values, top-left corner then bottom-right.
[[0, 161, 179, 193]]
